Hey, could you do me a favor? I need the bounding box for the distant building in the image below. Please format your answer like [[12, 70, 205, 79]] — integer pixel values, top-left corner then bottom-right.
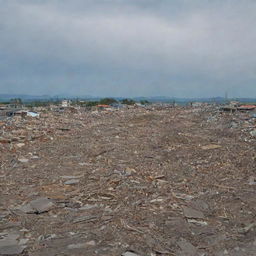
[[110, 103, 124, 109], [0, 104, 8, 110], [96, 104, 112, 110], [191, 102, 203, 107], [61, 100, 71, 107], [238, 105, 256, 111], [229, 101, 240, 107]]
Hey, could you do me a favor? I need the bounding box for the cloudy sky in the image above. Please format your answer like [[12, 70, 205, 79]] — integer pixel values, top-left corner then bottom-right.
[[0, 0, 256, 98]]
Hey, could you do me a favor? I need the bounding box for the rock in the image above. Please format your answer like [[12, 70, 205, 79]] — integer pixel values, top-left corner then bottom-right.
[[0, 245, 25, 255], [19, 203, 34, 214], [249, 176, 256, 185], [67, 243, 87, 249], [187, 219, 208, 226], [190, 200, 209, 213], [16, 143, 25, 148], [164, 217, 190, 236], [177, 238, 197, 256], [64, 179, 80, 185], [31, 155, 39, 159], [173, 193, 194, 201], [121, 252, 140, 256], [0, 233, 26, 255], [78, 162, 89, 166], [79, 204, 98, 210], [250, 129, 256, 137], [38, 234, 57, 241], [20, 197, 54, 214], [229, 122, 238, 129], [18, 239, 29, 245], [18, 158, 29, 163], [182, 206, 205, 219], [0, 234, 19, 246], [61, 175, 83, 179], [85, 240, 96, 246]]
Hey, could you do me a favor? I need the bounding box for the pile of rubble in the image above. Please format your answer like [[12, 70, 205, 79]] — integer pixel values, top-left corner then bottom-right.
[[0, 106, 255, 255], [0, 110, 94, 151]]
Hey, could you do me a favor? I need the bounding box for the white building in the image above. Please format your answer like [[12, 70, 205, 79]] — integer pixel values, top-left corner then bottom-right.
[[61, 100, 71, 107]]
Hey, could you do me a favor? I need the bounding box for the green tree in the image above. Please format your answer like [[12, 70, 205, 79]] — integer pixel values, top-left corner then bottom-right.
[[86, 101, 99, 107], [99, 98, 118, 105], [121, 98, 136, 105], [140, 100, 149, 105]]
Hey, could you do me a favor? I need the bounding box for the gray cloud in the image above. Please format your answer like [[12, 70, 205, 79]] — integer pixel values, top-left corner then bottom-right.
[[0, 0, 256, 97]]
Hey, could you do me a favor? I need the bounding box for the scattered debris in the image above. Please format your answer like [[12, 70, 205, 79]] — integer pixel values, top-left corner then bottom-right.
[[73, 215, 99, 224], [201, 144, 222, 150], [26, 111, 39, 118], [238, 222, 256, 234], [0, 106, 255, 255]]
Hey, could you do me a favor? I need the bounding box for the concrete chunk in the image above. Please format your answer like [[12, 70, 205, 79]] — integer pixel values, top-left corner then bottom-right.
[[182, 206, 205, 219], [177, 238, 197, 256], [64, 179, 80, 185], [20, 197, 54, 214]]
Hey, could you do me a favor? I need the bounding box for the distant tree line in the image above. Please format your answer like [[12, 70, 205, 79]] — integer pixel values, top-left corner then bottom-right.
[[1, 98, 150, 108], [75, 98, 150, 107]]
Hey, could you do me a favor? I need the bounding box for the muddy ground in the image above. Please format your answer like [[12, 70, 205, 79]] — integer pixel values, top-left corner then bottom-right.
[[0, 107, 256, 255]]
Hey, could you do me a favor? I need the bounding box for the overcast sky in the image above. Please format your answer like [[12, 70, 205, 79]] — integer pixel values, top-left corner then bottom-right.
[[0, 0, 256, 98]]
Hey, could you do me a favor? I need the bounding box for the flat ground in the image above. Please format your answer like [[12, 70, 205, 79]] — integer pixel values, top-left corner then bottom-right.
[[0, 107, 256, 256]]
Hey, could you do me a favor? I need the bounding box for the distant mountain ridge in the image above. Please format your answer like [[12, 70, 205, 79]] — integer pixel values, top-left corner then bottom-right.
[[0, 94, 51, 100], [0, 94, 255, 103]]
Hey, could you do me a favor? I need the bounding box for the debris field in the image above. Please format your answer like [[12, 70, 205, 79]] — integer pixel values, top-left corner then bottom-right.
[[0, 106, 256, 256]]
